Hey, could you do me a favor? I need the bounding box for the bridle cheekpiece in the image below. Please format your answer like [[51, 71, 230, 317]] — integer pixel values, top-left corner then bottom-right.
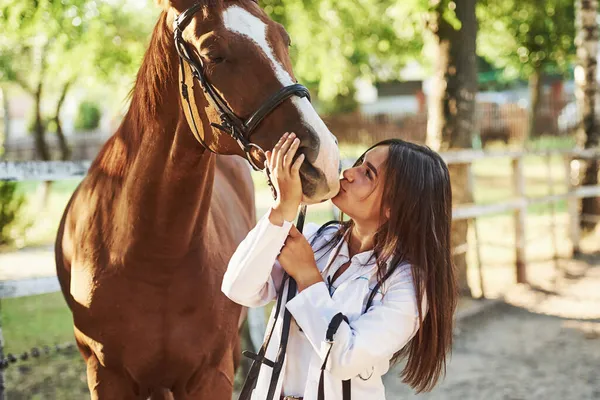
[[173, 2, 311, 171]]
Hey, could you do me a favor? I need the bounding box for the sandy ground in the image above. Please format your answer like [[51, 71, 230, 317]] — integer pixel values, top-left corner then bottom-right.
[[383, 257, 600, 400], [0, 245, 56, 280], [2, 234, 599, 399]]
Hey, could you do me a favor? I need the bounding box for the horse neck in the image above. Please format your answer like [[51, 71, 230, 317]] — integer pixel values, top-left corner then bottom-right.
[[98, 13, 216, 256]]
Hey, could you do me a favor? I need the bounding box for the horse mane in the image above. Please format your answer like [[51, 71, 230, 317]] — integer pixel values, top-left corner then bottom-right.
[[95, 12, 182, 176], [99, 1, 230, 175], [127, 12, 178, 132]]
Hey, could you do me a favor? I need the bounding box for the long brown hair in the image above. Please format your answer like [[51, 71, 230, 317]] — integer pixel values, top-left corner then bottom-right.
[[314, 139, 457, 392]]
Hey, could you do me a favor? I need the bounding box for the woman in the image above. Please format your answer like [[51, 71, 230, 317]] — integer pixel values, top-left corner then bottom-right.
[[222, 133, 457, 400]]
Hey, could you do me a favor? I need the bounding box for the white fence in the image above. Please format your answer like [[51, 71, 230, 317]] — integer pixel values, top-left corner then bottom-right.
[[1, 148, 600, 298]]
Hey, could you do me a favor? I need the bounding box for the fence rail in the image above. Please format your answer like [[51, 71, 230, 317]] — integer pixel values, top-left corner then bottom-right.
[[0, 277, 60, 299], [1, 147, 600, 294]]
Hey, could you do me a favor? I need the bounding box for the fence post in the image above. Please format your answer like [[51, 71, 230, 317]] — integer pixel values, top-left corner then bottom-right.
[[512, 155, 527, 283], [467, 163, 485, 298], [564, 156, 581, 255], [545, 154, 560, 274]]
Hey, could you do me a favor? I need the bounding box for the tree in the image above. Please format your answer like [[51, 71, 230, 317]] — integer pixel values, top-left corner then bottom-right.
[[0, 0, 150, 161], [575, 0, 600, 232], [478, 0, 575, 142], [261, 0, 422, 112], [426, 0, 478, 296]]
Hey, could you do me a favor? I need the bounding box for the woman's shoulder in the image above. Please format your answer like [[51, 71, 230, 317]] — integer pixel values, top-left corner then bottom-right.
[[378, 261, 414, 290]]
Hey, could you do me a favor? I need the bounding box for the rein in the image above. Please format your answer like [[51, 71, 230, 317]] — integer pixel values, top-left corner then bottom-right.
[[238, 204, 307, 400]]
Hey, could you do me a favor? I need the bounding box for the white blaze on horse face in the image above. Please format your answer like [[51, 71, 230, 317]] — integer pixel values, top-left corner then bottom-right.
[[222, 6, 341, 200]]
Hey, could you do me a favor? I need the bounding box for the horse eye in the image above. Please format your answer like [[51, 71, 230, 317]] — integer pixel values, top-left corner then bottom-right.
[[207, 55, 225, 64]]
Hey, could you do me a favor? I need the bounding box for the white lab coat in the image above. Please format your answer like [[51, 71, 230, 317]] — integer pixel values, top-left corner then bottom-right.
[[222, 211, 422, 400]]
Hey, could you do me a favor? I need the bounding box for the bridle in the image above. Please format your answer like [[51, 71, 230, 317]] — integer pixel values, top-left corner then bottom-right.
[[173, 2, 312, 171]]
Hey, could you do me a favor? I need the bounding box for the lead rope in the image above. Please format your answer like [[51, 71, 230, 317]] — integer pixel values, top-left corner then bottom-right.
[[237, 168, 306, 400]]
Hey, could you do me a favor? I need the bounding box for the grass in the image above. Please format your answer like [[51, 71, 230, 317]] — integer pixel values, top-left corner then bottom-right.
[[1, 293, 87, 400], [5, 351, 88, 400], [2, 292, 74, 355]]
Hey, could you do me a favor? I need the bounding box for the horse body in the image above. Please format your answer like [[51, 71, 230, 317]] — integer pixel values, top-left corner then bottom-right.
[[56, 1, 340, 398], [56, 107, 254, 398]]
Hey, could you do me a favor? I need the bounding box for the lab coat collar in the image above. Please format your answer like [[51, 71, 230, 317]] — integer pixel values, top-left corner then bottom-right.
[[325, 238, 380, 286]]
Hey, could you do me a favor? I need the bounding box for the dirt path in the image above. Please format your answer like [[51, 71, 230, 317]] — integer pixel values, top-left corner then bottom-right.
[[384, 260, 600, 400], [3, 250, 599, 399]]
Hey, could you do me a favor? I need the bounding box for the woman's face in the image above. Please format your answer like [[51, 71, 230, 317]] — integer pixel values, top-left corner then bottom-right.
[[332, 145, 389, 224]]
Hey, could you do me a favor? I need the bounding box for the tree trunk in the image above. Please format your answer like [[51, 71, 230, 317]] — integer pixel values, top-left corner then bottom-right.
[[53, 80, 74, 161], [32, 81, 50, 161], [32, 82, 54, 209], [575, 0, 600, 232], [427, 0, 478, 297], [528, 66, 543, 142]]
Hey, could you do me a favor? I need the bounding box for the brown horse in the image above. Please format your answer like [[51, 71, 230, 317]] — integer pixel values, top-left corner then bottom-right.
[[55, 0, 340, 398]]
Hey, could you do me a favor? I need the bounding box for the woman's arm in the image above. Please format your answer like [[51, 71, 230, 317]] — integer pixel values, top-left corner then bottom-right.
[[286, 267, 422, 380], [221, 209, 293, 307], [223, 132, 309, 307], [221, 209, 322, 307]]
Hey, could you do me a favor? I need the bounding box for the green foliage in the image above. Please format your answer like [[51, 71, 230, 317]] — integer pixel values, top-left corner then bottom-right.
[[319, 92, 359, 115], [74, 100, 101, 131], [1, 0, 426, 115], [261, 0, 423, 109], [478, 0, 575, 79], [0, 181, 25, 246], [2, 292, 75, 353], [0, 0, 153, 118]]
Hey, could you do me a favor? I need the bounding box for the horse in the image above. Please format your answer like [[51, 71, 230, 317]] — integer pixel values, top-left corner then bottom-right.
[[54, 0, 341, 398]]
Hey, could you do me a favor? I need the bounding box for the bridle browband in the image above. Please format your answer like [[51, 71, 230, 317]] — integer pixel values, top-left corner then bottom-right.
[[173, 2, 311, 171]]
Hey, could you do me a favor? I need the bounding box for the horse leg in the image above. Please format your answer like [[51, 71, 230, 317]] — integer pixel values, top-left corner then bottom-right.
[[86, 353, 142, 400]]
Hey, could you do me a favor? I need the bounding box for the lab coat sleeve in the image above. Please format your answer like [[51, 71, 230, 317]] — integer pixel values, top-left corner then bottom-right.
[[221, 210, 322, 308], [285, 267, 421, 380], [221, 210, 293, 307]]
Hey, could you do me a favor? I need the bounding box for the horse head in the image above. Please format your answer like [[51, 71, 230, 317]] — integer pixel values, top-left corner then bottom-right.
[[158, 0, 341, 203]]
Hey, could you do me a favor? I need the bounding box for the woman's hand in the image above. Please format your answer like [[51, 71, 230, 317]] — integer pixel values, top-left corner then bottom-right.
[[278, 226, 323, 292], [267, 132, 305, 225]]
